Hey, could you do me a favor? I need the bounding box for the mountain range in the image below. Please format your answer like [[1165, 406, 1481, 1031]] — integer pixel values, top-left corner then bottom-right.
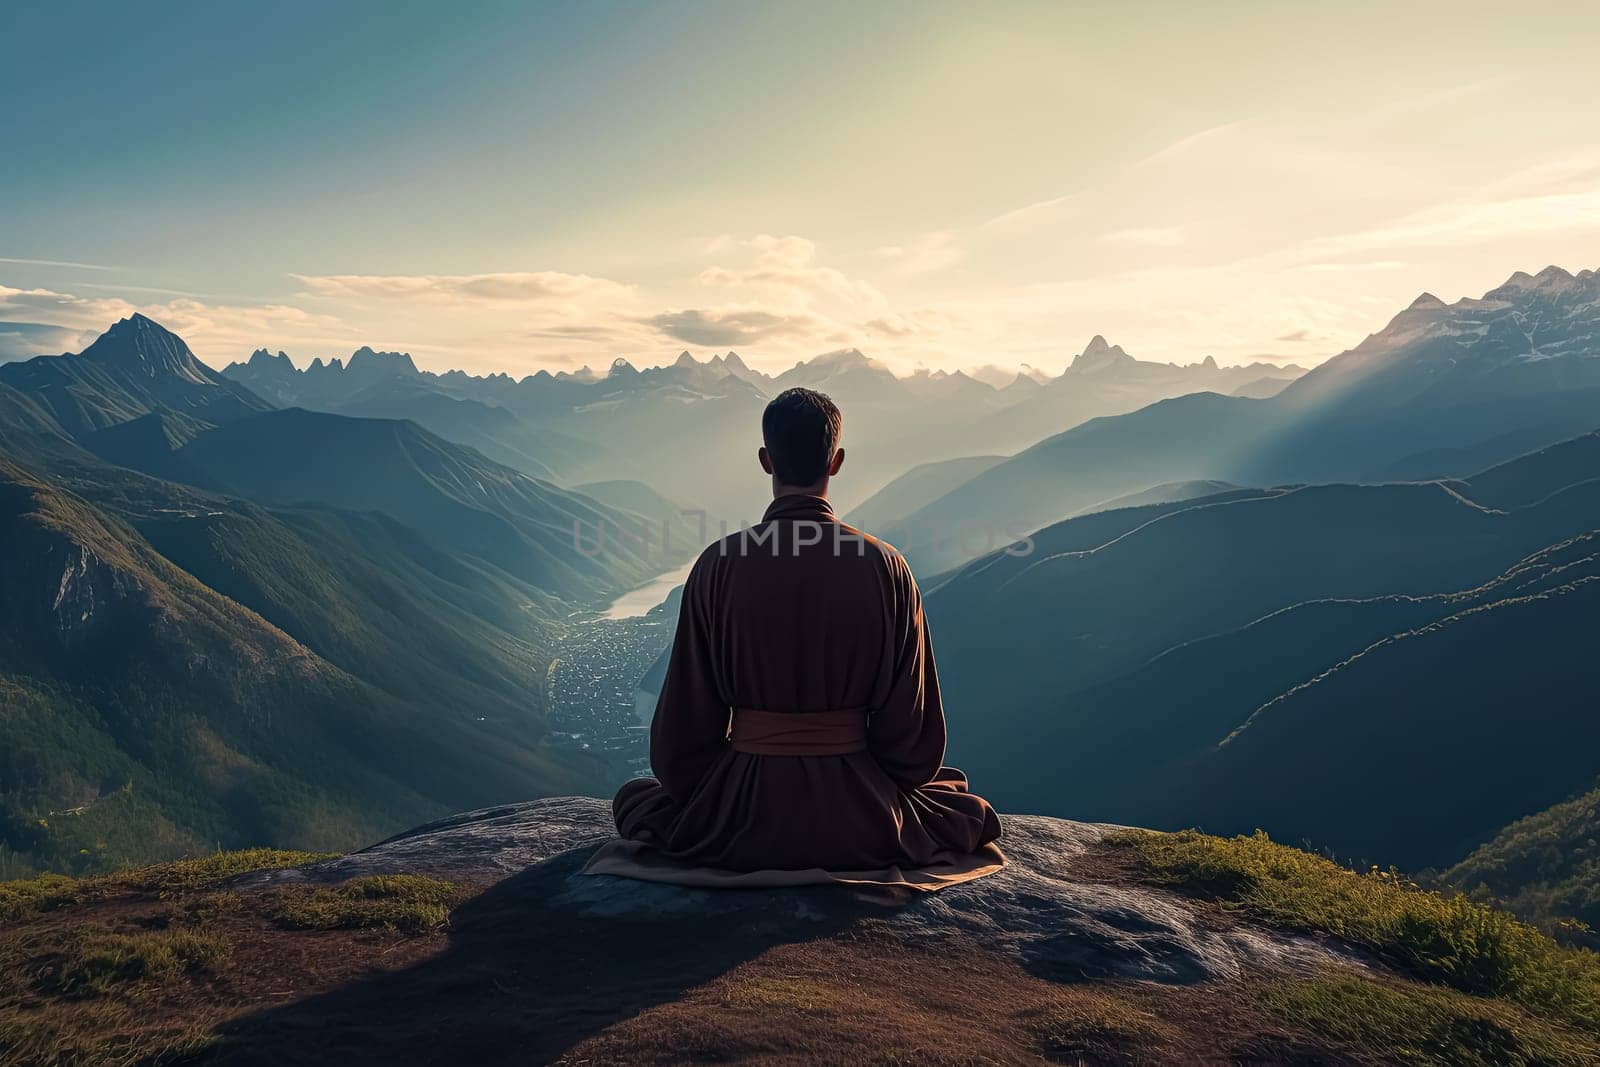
[[221, 336, 1305, 519], [9, 266, 1600, 909], [925, 427, 1600, 870], [0, 455, 602, 874], [0, 315, 685, 876], [884, 266, 1600, 574]]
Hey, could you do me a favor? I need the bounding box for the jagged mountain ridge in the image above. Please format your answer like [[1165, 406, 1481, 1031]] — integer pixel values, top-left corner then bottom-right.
[[0, 316, 687, 877], [0, 315, 678, 606], [220, 335, 1305, 516], [0, 314, 269, 437], [896, 266, 1600, 573], [1281, 266, 1600, 410]]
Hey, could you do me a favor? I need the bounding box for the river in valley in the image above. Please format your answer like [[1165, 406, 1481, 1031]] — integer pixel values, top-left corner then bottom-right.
[[602, 560, 695, 619], [546, 561, 690, 783]]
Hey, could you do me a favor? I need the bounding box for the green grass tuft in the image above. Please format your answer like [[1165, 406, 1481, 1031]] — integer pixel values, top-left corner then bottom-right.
[[1107, 829, 1600, 1032], [0, 849, 331, 927], [267, 874, 461, 933], [1258, 972, 1600, 1066], [1033, 995, 1177, 1062], [41, 929, 232, 997], [111, 848, 334, 895], [0, 874, 82, 924]]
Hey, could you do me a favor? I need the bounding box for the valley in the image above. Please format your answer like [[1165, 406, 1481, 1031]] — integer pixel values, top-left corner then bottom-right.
[[12, 11, 1600, 1060], [545, 577, 684, 783], [5, 269, 1600, 948]]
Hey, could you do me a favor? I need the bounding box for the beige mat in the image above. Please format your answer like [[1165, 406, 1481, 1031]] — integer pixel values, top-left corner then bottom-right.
[[580, 838, 1006, 892]]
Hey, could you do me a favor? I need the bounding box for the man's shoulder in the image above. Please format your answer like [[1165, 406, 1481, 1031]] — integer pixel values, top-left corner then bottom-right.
[[692, 519, 906, 571], [837, 519, 907, 569]]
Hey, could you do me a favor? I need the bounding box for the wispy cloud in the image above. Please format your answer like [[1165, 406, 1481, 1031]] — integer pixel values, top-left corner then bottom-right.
[[79, 282, 210, 298], [292, 271, 631, 304], [643, 308, 820, 346], [0, 256, 115, 271], [698, 234, 888, 310], [873, 231, 964, 274], [0, 321, 96, 363], [1098, 227, 1186, 248]]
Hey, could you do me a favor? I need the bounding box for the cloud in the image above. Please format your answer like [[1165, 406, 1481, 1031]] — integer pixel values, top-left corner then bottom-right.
[[697, 234, 888, 310], [0, 256, 115, 271], [863, 316, 915, 338], [873, 231, 964, 274], [1289, 261, 1408, 273], [0, 321, 95, 363], [1099, 227, 1185, 248], [0, 282, 355, 368], [1297, 186, 1600, 261], [643, 308, 819, 346], [0, 284, 133, 329], [983, 191, 1080, 231], [862, 308, 958, 342], [291, 271, 631, 304], [1276, 328, 1311, 343]]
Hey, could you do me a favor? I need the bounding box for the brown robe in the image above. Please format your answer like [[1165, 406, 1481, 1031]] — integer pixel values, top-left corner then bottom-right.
[[612, 493, 1002, 871]]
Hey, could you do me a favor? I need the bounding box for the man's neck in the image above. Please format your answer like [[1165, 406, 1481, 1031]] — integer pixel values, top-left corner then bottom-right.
[[771, 482, 828, 501]]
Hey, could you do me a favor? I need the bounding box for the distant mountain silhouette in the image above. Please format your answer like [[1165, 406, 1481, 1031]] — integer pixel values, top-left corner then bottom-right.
[[0, 314, 269, 436], [897, 392, 1273, 573], [1240, 265, 1600, 485], [896, 266, 1600, 573], [222, 338, 1305, 519], [0, 316, 692, 874], [173, 408, 666, 601], [847, 454, 1007, 533]]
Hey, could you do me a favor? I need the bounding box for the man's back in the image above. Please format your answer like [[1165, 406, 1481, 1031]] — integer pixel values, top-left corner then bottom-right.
[[610, 386, 1000, 872], [697, 495, 903, 719], [613, 492, 1000, 872]]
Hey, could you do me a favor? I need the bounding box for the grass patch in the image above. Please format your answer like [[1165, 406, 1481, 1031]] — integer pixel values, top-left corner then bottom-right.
[[717, 975, 847, 1013], [0, 874, 82, 923], [1106, 829, 1600, 1032], [111, 848, 334, 895], [1033, 994, 1177, 1063], [0, 999, 223, 1067], [1258, 972, 1600, 1066], [37, 928, 232, 997], [0, 849, 331, 926], [267, 875, 461, 933]]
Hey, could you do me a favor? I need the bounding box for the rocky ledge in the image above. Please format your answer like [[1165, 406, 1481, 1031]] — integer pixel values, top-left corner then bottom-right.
[[236, 796, 1360, 988], [9, 798, 1591, 1065]]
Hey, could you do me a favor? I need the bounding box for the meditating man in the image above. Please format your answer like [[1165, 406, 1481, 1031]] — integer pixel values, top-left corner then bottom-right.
[[611, 387, 1002, 872]]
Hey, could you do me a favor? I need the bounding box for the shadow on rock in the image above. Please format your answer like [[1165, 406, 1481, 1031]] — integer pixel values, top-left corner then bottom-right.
[[202, 845, 889, 1065]]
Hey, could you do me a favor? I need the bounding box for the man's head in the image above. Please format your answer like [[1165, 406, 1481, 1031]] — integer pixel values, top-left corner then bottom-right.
[[759, 387, 844, 495]]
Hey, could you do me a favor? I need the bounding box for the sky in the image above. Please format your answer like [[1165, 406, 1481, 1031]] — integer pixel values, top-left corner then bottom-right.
[[4, 0, 1600, 377]]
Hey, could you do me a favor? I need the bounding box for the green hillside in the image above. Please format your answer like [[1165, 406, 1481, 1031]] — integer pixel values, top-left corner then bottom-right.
[[929, 430, 1600, 869], [1161, 549, 1600, 867], [1443, 785, 1600, 949], [175, 408, 675, 602], [0, 455, 599, 879]]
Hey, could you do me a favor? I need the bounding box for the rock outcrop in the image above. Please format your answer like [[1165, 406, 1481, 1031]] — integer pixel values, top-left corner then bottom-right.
[[12, 797, 1589, 1065], [235, 797, 1361, 987]]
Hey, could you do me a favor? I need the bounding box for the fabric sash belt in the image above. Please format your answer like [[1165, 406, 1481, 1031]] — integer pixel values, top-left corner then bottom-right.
[[728, 707, 869, 756]]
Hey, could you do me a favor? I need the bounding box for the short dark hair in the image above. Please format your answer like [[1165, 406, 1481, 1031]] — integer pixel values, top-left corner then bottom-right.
[[762, 387, 842, 487]]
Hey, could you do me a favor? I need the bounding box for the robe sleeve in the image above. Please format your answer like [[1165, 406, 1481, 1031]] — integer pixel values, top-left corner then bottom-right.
[[648, 554, 730, 802], [867, 555, 948, 790]]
